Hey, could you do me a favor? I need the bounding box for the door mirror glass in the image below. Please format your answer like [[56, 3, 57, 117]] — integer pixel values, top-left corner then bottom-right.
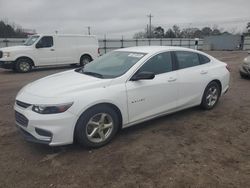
[[131, 71, 155, 81]]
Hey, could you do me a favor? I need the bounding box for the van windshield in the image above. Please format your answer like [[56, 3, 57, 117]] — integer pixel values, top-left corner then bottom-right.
[[23, 35, 40, 46], [76, 51, 146, 79]]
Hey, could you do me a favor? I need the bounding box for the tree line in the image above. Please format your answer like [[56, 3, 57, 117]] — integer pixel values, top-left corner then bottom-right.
[[134, 23, 250, 39], [0, 20, 27, 38]]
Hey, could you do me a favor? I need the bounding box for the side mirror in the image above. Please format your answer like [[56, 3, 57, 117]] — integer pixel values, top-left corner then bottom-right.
[[131, 71, 155, 81]]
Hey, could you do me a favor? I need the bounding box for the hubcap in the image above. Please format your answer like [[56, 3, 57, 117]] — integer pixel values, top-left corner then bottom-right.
[[86, 113, 114, 143], [19, 62, 30, 72], [206, 86, 218, 107]]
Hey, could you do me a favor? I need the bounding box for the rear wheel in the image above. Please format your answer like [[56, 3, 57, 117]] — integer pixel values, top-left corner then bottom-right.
[[200, 81, 220, 110], [75, 105, 119, 148], [80, 55, 92, 67], [15, 58, 32, 73]]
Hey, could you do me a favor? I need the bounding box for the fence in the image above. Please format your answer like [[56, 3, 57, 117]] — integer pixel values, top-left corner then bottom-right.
[[98, 38, 203, 54], [0, 38, 203, 55], [243, 37, 250, 50]]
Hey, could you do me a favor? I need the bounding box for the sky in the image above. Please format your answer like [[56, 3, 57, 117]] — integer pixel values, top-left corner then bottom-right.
[[0, 0, 250, 38]]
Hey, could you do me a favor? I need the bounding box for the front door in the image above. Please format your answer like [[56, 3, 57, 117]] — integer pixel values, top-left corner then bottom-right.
[[126, 51, 178, 123], [35, 36, 58, 66]]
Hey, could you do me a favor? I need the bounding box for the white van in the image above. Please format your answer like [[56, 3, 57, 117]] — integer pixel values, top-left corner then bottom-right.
[[0, 34, 99, 72]]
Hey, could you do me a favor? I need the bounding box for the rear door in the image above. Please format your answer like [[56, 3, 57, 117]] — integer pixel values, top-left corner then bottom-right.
[[126, 52, 178, 123], [35, 36, 58, 66], [173, 51, 211, 107]]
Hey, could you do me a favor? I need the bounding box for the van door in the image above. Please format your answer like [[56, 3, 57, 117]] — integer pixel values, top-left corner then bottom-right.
[[35, 36, 58, 66]]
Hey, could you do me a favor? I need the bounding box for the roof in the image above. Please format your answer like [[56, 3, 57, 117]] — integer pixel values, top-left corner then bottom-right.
[[116, 46, 198, 54]]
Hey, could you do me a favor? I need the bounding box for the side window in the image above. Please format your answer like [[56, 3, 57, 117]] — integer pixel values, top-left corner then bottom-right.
[[199, 54, 211, 64], [37, 36, 53, 48], [175, 51, 200, 69], [139, 52, 172, 75]]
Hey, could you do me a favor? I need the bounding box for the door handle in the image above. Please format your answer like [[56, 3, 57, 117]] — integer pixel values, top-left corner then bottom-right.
[[50, 49, 55, 51], [168, 77, 177, 82], [200, 70, 208, 74]]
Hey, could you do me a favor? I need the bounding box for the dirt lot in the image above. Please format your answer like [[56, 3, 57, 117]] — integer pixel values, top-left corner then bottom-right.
[[0, 51, 250, 188]]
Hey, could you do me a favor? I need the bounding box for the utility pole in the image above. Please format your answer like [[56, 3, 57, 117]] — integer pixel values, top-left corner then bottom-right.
[[87, 26, 91, 35], [147, 14, 153, 38]]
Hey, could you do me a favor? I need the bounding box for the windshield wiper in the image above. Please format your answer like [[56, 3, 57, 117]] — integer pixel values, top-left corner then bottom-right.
[[83, 71, 104, 78]]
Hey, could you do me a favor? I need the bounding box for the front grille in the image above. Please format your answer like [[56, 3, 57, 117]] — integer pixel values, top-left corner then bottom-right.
[[0, 51, 2, 58], [15, 111, 29, 127], [16, 100, 31, 109]]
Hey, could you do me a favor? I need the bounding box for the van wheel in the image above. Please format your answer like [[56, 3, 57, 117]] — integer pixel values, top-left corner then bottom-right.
[[15, 58, 32, 73], [80, 55, 92, 67], [75, 105, 119, 148], [200, 81, 220, 110]]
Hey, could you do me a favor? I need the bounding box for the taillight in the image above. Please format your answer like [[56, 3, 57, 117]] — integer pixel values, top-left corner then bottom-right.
[[226, 64, 231, 72]]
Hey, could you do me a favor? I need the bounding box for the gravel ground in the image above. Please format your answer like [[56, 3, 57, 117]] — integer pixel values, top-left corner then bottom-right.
[[0, 51, 250, 188]]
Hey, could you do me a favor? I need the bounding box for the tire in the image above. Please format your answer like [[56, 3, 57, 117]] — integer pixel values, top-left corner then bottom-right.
[[75, 105, 119, 148], [240, 72, 248, 79], [200, 81, 220, 110], [15, 58, 32, 73], [80, 55, 92, 67]]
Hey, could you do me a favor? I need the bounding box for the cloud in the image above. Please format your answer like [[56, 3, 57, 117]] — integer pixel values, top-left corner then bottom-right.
[[0, 0, 249, 38]]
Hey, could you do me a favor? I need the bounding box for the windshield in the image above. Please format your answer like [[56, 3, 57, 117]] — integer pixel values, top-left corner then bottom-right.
[[76, 51, 146, 79], [23, 35, 40, 46]]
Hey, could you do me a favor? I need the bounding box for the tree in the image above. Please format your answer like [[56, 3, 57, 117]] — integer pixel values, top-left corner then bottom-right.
[[247, 22, 250, 33], [172, 25, 181, 38], [0, 20, 27, 38], [153, 26, 164, 38], [201, 27, 212, 37], [211, 28, 221, 35], [165, 28, 176, 38], [133, 31, 146, 39]]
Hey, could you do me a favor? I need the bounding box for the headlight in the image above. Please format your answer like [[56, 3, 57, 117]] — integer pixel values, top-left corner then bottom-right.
[[3, 52, 10, 58], [32, 102, 73, 114]]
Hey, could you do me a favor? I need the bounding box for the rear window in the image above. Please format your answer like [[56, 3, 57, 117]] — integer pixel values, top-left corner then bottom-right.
[[199, 54, 211, 64], [175, 51, 200, 69]]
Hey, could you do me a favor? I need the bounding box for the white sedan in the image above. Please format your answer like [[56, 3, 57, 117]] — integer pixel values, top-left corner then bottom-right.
[[15, 46, 230, 148]]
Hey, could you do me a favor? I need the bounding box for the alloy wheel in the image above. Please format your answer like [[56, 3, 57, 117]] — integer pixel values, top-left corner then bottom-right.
[[206, 86, 218, 107], [86, 113, 114, 143]]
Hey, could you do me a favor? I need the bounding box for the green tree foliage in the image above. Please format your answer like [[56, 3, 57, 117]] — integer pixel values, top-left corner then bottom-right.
[[153, 26, 164, 38], [0, 20, 27, 38], [133, 24, 227, 39]]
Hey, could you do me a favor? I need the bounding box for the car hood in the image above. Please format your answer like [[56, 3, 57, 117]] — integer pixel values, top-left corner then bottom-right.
[[0, 45, 32, 52], [19, 70, 112, 98]]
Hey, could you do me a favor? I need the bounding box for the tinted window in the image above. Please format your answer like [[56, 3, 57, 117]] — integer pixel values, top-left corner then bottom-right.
[[175, 51, 200, 69], [139, 52, 172, 75], [37, 36, 53, 48], [199, 54, 211, 64]]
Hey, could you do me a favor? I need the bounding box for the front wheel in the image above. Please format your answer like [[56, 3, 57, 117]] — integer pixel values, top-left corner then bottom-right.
[[200, 82, 220, 110], [15, 58, 32, 73], [75, 105, 119, 148], [80, 55, 92, 67]]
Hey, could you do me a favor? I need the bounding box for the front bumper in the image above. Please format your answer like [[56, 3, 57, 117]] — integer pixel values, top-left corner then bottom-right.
[[0, 61, 15, 69], [14, 102, 78, 146]]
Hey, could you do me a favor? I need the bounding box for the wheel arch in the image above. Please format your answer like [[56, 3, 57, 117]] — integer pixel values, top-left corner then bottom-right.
[[209, 79, 222, 95], [15, 56, 35, 66], [80, 54, 93, 62], [73, 102, 123, 140]]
